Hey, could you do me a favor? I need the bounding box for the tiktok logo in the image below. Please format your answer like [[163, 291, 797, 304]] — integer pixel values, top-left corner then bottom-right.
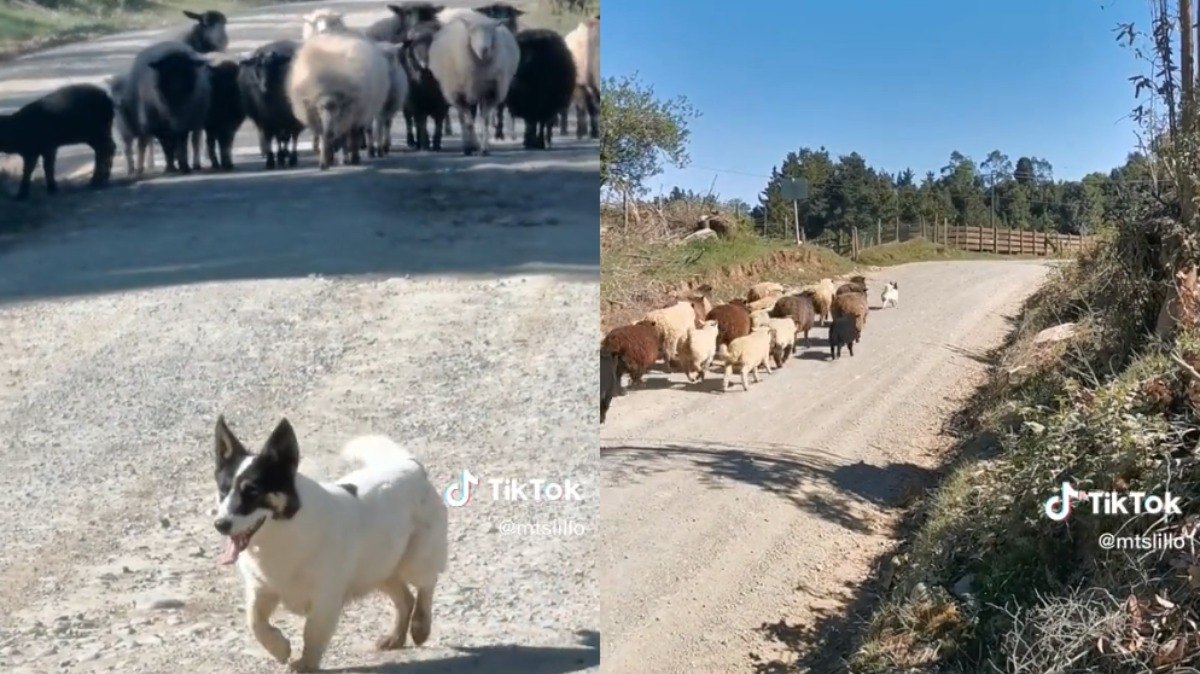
[[443, 468, 480, 508]]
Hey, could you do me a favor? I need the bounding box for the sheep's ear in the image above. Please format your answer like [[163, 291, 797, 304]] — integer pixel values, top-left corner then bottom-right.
[[386, 4, 405, 16], [513, 7, 526, 15], [183, 10, 202, 20]]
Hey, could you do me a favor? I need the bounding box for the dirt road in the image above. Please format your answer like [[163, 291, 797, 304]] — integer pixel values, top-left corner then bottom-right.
[[0, 3, 598, 673], [599, 260, 1052, 673]]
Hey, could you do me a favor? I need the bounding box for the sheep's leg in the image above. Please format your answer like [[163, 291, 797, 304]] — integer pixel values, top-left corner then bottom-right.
[[318, 131, 334, 171], [478, 103, 493, 156], [559, 107, 568, 135], [587, 90, 600, 139], [722, 364, 732, 391], [135, 137, 148, 177], [122, 139, 134, 176], [259, 129, 275, 170], [457, 106, 476, 156], [763, 357, 773, 375], [805, 329, 811, 347], [90, 137, 115, 187], [847, 341, 854, 357], [544, 119, 553, 149], [206, 130, 220, 170], [288, 133, 299, 167], [522, 118, 538, 150], [404, 109, 417, 149], [494, 104, 504, 140], [15, 153, 37, 200], [434, 112, 448, 149], [190, 130, 202, 171], [575, 97, 586, 139], [178, 133, 193, 175], [220, 132, 235, 171], [741, 367, 751, 391], [416, 113, 430, 151]]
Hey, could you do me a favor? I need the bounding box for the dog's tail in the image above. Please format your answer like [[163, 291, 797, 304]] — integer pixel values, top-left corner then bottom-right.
[[341, 434, 419, 472]]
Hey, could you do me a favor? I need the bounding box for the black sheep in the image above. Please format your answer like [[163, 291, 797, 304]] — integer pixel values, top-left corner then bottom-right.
[[366, 2, 444, 43], [400, 21, 451, 151], [600, 350, 617, 424], [506, 29, 576, 150], [237, 40, 305, 169], [204, 60, 245, 171], [0, 84, 115, 200], [180, 10, 229, 53], [829, 314, 859, 360]]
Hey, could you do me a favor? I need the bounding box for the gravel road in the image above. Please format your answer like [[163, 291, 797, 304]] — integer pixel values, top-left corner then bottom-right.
[[599, 260, 1052, 673], [0, 3, 599, 673]]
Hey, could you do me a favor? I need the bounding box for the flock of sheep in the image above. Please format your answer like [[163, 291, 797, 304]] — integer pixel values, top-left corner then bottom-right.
[[0, 2, 600, 199], [599, 276, 899, 424]]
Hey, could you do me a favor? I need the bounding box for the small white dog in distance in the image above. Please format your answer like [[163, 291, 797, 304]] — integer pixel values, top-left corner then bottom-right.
[[212, 417, 448, 672], [881, 281, 899, 308]]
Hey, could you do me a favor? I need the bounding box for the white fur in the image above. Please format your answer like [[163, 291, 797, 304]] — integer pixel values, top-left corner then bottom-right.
[[302, 9, 353, 40], [723, 324, 774, 391], [881, 281, 899, 308], [642, 300, 701, 369], [287, 30, 391, 169], [680, 319, 719, 383], [232, 435, 448, 671], [427, 13, 519, 155]]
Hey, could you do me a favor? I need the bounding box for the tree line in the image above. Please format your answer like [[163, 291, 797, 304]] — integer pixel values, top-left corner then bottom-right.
[[742, 148, 1156, 240]]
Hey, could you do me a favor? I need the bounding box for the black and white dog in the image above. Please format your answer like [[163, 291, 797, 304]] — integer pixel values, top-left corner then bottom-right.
[[881, 281, 899, 308], [213, 416, 448, 672]]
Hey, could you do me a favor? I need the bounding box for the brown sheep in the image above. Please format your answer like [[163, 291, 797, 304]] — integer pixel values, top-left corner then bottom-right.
[[706, 303, 752, 354], [769, 294, 815, 347], [836, 281, 868, 296], [600, 321, 661, 391], [831, 291, 868, 343]]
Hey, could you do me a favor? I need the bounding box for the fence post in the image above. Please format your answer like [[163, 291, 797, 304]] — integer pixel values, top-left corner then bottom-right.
[[992, 222, 998, 254]]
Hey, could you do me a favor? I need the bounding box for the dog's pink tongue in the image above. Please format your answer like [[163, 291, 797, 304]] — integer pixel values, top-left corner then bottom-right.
[[218, 538, 240, 566]]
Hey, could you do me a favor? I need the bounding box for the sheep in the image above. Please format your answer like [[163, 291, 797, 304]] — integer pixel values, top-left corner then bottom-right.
[[365, 2, 444, 43], [237, 39, 305, 170], [746, 295, 780, 313], [706, 303, 752, 358], [723, 325, 775, 392], [400, 20, 452, 151], [203, 58, 245, 171], [427, 12, 519, 156], [829, 314, 859, 359], [747, 282, 784, 302], [642, 299, 704, 371], [504, 28, 576, 149], [560, 16, 599, 139], [800, 278, 836, 325], [302, 9, 352, 40], [600, 350, 616, 424], [121, 40, 212, 176], [179, 10, 229, 54], [0, 83, 115, 200], [373, 43, 410, 157], [600, 322, 661, 392], [831, 291, 868, 343], [679, 319, 719, 383], [474, 2, 524, 140], [770, 294, 815, 347], [751, 311, 798, 367], [287, 30, 391, 170], [107, 74, 157, 175], [837, 275, 869, 296]]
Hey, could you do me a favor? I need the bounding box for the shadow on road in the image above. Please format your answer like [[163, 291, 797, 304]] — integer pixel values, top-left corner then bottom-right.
[[0, 142, 598, 303], [601, 440, 936, 535], [327, 630, 599, 674]]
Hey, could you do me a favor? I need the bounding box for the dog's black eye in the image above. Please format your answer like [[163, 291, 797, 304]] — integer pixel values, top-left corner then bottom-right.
[[240, 483, 257, 497]]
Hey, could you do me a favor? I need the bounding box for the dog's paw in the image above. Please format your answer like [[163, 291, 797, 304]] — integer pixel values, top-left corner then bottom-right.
[[287, 657, 318, 673], [376, 632, 407, 650]]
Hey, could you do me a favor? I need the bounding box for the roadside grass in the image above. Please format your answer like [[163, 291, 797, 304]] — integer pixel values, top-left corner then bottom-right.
[[848, 223, 1200, 673], [854, 237, 1044, 266]]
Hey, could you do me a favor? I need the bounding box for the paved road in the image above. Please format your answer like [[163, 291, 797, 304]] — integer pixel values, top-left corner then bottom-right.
[[0, 2, 600, 673], [599, 261, 1051, 673]]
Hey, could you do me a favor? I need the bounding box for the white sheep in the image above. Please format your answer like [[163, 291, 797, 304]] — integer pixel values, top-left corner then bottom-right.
[[747, 281, 784, 302], [287, 30, 391, 170], [679, 320, 719, 383], [723, 324, 775, 392], [373, 43, 410, 156], [427, 12, 519, 155], [562, 16, 599, 138], [642, 299, 703, 371], [751, 311, 798, 367], [800, 278, 836, 325]]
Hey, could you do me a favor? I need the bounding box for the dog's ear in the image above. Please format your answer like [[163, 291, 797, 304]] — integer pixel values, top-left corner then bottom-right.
[[262, 418, 300, 473], [214, 415, 248, 467]]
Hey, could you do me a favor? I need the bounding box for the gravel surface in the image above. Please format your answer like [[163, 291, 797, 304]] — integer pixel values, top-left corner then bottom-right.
[[0, 3, 599, 673], [599, 260, 1052, 673]]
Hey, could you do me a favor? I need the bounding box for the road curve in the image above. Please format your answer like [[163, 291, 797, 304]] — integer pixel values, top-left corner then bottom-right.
[[599, 260, 1052, 673]]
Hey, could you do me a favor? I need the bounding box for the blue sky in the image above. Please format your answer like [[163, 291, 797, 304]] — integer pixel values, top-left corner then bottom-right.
[[602, 0, 1154, 203]]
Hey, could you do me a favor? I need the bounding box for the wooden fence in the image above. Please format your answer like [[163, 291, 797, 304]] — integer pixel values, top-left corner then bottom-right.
[[810, 218, 1096, 259]]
